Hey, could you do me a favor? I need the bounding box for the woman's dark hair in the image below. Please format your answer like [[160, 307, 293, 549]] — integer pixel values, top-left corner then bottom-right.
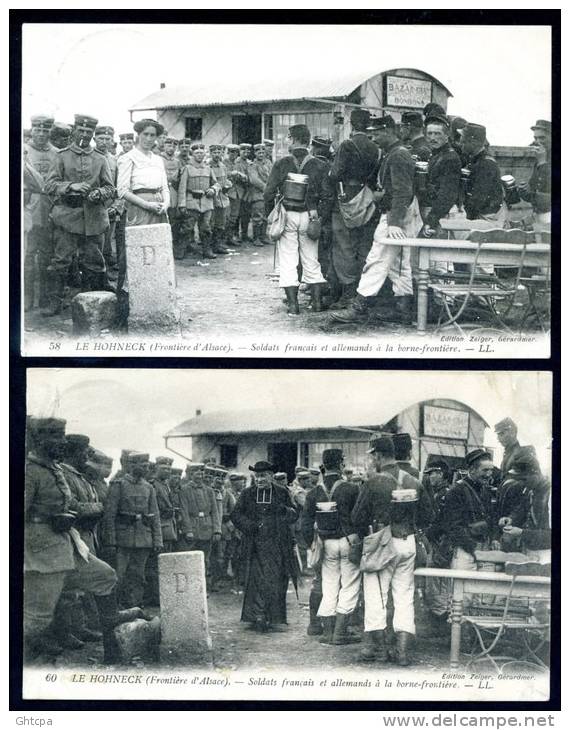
[[133, 118, 165, 136]]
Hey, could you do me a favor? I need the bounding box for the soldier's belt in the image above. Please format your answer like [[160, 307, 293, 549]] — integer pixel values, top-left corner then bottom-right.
[[133, 188, 160, 195], [60, 195, 85, 208], [117, 512, 139, 525]]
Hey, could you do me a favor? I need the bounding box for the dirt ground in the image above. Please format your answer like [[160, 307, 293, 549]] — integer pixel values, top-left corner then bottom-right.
[[34, 572, 450, 673], [23, 242, 415, 345]]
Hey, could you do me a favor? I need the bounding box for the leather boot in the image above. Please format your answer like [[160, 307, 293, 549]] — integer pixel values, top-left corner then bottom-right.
[[318, 616, 335, 644], [252, 223, 264, 247], [331, 613, 361, 645], [24, 265, 36, 311], [24, 626, 64, 661], [393, 631, 413, 666], [360, 631, 379, 661], [310, 283, 325, 313], [328, 283, 357, 311], [201, 232, 217, 260], [94, 591, 146, 665], [307, 590, 323, 636], [212, 231, 230, 254], [94, 591, 145, 629], [284, 286, 300, 316], [329, 293, 370, 324], [392, 295, 414, 326], [41, 269, 65, 317]]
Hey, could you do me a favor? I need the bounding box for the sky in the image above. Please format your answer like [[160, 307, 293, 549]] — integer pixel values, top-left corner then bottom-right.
[[21, 23, 551, 146], [27, 369, 552, 474]]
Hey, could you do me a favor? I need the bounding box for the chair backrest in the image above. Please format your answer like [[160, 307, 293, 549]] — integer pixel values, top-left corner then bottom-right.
[[467, 228, 535, 245]]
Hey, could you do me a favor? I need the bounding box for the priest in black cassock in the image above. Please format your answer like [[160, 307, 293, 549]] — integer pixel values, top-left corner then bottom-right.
[[230, 461, 299, 632]]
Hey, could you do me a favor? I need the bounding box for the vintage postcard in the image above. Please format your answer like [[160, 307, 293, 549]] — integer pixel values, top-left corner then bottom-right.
[[19, 20, 554, 358], [21, 369, 553, 701]]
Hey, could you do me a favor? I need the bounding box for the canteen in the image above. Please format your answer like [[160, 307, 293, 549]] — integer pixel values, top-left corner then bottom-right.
[[315, 501, 339, 532], [414, 160, 429, 194], [283, 172, 309, 202], [501, 174, 521, 207]]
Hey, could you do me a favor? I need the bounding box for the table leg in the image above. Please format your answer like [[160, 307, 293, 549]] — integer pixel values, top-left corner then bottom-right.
[[450, 580, 464, 668], [417, 266, 429, 335]]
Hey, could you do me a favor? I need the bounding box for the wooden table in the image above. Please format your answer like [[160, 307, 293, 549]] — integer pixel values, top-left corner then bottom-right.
[[414, 567, 551, 668], [376, 238, 551, 334]]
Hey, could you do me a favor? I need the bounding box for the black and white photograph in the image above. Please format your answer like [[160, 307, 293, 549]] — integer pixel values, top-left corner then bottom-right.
[[19, 20, 554, 359], [22, 369, 553, 702]]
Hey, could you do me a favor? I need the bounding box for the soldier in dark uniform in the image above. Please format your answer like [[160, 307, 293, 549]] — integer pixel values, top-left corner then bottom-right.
[[118, 132, 134, 156], [310, 136, 335, 286], [230, 462, 299, 632], [167, 467, 184, 550], [248, 144, 272, 247], [500, 455, 551, 554], [393, 433, 420, 478], [25, 114, 58, 311], [423, 102, 446, 121], [352, 435, 433, 665], [460, 123, 506, 228], [209, 467, 236, 589], [328, 109, 381, 310], [25, 418, 142, 662], [56, 434, 106, 649], [178, 462, 222, 572], [235, 143, 253, 243], [422, 460, 453, 627], [84, 447, 113, 505], [49, 122, 72, 150], [330, 115, 421, 326], [224, 143, 243, 246], [518, 119, 551, 231], [160, 136, 184, 259], [494, 417, 526, 478], [43, 114, 114, 314], [101, 452, 163, 608], [399, 111, 431, 162], [441, 449, 497, 573], [263, 124, 330, 315], [178, 142, 221, 260], [263, 138, 275, 163], [420, 115, 462, 234], [94, 125, 122, 271], [208, 144, 232, 255], [144, 456, 177, 604], [301, 449, 361, 645]]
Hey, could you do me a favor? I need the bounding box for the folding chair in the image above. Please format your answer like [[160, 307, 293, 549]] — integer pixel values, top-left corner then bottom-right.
[[428, 229, 534, 336]]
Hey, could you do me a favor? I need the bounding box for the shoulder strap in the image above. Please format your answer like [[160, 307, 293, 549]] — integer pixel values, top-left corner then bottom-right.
[[397, 469, 405, 487], [329, 478, 346, 500], [299, 154, 314, 172]]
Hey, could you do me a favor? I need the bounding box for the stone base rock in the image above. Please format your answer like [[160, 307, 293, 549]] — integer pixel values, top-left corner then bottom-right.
[[114, 617, 161, 664], [125, 223, 181, 335], [159, 551, 213, 666], [71, 291, 117, 336]]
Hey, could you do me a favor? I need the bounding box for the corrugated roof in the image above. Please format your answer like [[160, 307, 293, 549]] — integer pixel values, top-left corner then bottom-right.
[[164, 397, 486, 439], [130, 67, 452, 112]]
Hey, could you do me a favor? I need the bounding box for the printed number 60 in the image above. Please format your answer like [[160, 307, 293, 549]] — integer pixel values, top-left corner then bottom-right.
[[45, 673, 57, 682]]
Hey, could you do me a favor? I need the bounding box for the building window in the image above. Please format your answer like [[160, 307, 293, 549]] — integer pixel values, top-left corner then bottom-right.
[[220, 444, 238, 468], [185, 117, 203, 141]]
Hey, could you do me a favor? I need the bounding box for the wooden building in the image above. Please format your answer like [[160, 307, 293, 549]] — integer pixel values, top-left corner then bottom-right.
[[164, 397, 488, 482], [130, 67, 452, 159]]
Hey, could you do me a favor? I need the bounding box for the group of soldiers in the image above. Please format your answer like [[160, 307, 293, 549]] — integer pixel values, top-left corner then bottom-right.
[[23, 104, 551, 326], [25, 411, 550, 667]]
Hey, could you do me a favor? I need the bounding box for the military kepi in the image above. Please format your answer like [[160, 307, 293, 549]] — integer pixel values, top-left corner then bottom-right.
[[465, 448, 492, 468], [31, 115, 54, 129], [74, 114, 99, 129]]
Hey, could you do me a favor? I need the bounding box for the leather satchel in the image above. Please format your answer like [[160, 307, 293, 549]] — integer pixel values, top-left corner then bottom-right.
[[360, 525, 398, 573], [307, 533, 324, 569], [267, 195, 286, 241]]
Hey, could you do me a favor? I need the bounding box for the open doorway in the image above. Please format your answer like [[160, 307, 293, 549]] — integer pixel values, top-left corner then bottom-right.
[[267, 442, 298, 482], [232, 114, 262, 146]]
